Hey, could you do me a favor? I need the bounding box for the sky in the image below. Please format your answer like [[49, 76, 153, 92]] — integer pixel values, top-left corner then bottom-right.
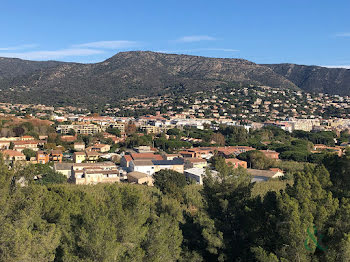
[[0, 0, 349, 67]]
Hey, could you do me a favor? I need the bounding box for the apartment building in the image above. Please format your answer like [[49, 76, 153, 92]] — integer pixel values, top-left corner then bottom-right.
[[56, 124, 101, 135]]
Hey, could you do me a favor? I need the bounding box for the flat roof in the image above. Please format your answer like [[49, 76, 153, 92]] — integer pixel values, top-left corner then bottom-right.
[[54, 163, 74, 170], [127, 171, 148, 179]]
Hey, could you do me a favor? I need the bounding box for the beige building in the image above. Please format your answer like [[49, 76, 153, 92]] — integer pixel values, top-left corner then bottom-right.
[[152, 158, 185, 174], [57, 124, 101, 135], [85, 151, 100, 162], [73, 152, 86, 163], [72, 162, 119, 185], [74, 170, 120, 185], [74, 142, 85, 151], [54, 163, 74, 178], [184, 158, 208, 169], [0, 141, 11, 150], [2, 150, 26, 161], [109, 122, 126, 134], [87, 143, 110, 153], [13, 141, 39, 151], [127, 171, 153, 186]]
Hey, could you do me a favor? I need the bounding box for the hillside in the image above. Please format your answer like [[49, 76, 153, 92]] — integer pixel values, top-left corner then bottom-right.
[[264, 63, 350, 96], [0, 51, 349, 107], [0, 51, 297, 106], [0, 57, 65, 79]]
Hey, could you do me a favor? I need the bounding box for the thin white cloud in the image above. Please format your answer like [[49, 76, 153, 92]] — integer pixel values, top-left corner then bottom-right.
[[74, 40, 138, 49], [323, 65, 350, 69], [156, 48, 239, 53], [0, 48, 104, 60], [176, 35, 216, 43], [335, 33, 350, 37], [0, 44, 38, 51]]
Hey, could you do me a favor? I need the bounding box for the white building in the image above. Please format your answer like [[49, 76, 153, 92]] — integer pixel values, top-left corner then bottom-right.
[[129, 159, 155, 176]]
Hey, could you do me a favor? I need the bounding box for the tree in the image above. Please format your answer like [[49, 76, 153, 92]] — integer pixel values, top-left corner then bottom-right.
[[211, 133, 225, 146], [125, 121, 137, 135], [12, 126, 25, 137], [238, 150, 275, 169], [154, 169, 187, 200], [67, 128, 76, 136], [22, 148, 36, 161], [106, 127, 121, 137], [167, 128, 181, 136], [202, 157, 253, 260]]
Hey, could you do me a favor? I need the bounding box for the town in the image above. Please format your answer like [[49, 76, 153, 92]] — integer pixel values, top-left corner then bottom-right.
[[0, 85, 349, 187]]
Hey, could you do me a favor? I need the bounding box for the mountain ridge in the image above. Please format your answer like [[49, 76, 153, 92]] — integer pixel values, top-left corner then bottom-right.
[[0, 51, 348, 107]]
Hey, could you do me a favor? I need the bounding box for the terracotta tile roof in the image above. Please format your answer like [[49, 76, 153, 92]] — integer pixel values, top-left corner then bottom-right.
[[124, 155, 132, 162], [225, 158, 246, 163], [2, 150, 25, 157], [130, 153, 163, 160], [132, 159, 154, 166]]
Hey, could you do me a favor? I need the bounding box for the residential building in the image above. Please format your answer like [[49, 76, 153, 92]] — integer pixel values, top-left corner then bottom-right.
[[162, 153, 182, 160], [85, 151, 100, 162], [129, 159, 155, 176], [13, 140, 39, 152], [36, 151, 50, 164], [74, 169, 120, 185], [57, 124, 101, 135], [217, 146, 255, 158], [152, 158, 185, 173], [184, 168, 218, 185], [127, 171, 153, 186], [120, 155, 133, 169], [74, 142, 85, 151], [50, 150, 63, 163], [0, 141, 11, 149], [21, 135, 35, 141], [134, 146, 154, 153], [259, 150, 280, 159], [109, 122, 126, 134], [2, 150, 26, 162], [87, 143, 110, 153], [71, 162, 119, 185], [54, 163, 74, 178], [225, 158, 247, 168], [184, 158, 208, 169], [61, 135, 77, 142], [73, 152, 86, 163]]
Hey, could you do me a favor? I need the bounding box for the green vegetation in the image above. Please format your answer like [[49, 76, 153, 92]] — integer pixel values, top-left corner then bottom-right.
[[106, 127, 121, 137], [0, 151, 350, 261], [22, 148, 36, 161], [251, 179, 291, 197]]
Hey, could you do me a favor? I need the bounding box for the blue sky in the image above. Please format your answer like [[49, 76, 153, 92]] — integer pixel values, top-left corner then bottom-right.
[[0, 0, 349, 67]]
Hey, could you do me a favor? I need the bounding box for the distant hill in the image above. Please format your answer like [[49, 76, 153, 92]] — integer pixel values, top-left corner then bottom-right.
[[0, 51, 349, 107], [264, 63, 350, 96], [0, 57, 65, 79]]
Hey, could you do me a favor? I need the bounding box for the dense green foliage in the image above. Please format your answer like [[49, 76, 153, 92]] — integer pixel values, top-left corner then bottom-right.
[[0, 151, 350, 261]]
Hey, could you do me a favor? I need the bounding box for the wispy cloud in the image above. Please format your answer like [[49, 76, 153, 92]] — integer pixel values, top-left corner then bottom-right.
[[323, 65, 350, 69], [0, 48, 104, 60], [156, 48, 239, 53], [176, 35, 216, 43], [0, 44, 38, 51], [74, 40, 138, 49], [335, 32, 350, 37]]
